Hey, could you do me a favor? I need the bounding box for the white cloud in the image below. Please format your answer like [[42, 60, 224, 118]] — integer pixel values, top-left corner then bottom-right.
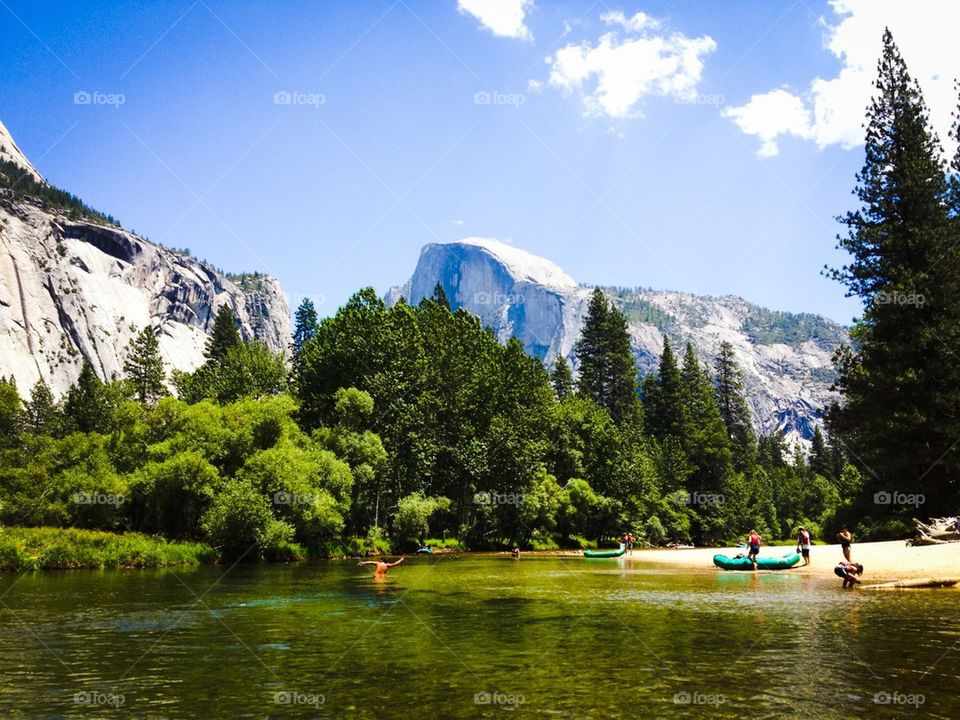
[[726, 0, 960, 157], [600, 10, 660, 33], [527, 78, 543, 92], [458, 0, 534, 41], [546, 11, 716, 119], [724, 88, 814, 157]]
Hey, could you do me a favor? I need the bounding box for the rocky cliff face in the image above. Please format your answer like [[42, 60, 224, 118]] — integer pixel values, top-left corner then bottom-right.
[[387, 238, 847, 444], [0, 123, 290, 397]]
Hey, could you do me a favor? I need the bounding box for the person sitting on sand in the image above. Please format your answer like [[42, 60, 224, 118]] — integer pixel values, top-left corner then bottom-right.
[[834, 560, 863, 588], [796, 527, 812, 566], [358, 556, 405, 578], [747, 530, 761, 571], [837, 526, 853, 561]]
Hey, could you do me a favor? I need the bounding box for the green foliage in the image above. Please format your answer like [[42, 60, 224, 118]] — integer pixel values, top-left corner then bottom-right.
[[392, 492, 451, 547], [0, 377, 22, 447], [176, 342, 287, 404], [742, 308, 846, 347], [64, 362, 109, 433], [23, 379, 64, 436], [0, 157, 120, 226], [200, 479, 295, 561], [0, 527, 214, 571]]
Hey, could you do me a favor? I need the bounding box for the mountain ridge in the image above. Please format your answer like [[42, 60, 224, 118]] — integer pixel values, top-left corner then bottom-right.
[[387, 238, 846, 444]]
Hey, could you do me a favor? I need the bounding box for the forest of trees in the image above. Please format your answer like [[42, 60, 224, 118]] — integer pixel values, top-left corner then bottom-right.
[[0, 29, 955, 562]]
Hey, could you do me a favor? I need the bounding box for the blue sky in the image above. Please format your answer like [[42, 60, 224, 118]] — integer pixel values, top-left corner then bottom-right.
[[2, 1, 958, 324]]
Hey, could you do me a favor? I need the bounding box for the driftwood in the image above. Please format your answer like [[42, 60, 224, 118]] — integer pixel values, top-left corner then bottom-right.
[[862, 577, 959, 590], [908, 516, 960, 546]]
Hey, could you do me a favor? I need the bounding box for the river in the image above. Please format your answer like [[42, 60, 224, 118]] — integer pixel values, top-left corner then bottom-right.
[[0, 555, 956, 718]]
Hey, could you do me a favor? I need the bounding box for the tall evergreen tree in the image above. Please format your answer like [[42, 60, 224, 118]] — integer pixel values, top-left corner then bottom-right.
[[205, 306, 242, 362], [291, 298, 320, 389], [643, 337, 686, 442], [124, 326, 167, 405], [64, 361, 108, 433], [23, 378, 61, 435], [574, 289, 642, 428], [827, 29, 959, 513], [713, 340, 756, 470], [550, 356, 575, 399], [809, 426, 831, 479]]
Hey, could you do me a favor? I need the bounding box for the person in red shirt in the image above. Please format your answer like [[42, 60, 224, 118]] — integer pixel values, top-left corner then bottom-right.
[[747, 530, 761, 572], [796, 527, 812, 566]]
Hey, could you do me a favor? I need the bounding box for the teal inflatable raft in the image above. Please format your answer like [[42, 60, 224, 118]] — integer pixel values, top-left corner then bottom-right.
[[713, 551, 801, 571], [583, 545, 626, 559]]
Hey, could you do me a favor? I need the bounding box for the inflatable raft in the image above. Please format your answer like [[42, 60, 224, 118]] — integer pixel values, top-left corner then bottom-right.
[[713, 551, 801, 571], [583, 545, 626, 558]]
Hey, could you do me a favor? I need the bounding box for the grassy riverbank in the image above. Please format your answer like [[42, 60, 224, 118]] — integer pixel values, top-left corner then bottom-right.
[[0, 527, 216, 571]]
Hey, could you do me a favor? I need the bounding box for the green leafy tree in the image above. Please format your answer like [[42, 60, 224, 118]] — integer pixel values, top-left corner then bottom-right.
[[392, 492, 451, 547], [827, 29, 959, 514], [0, 377, 22, 447], [124, 326, 167, 405], [201, 479, 294, 561], [291, 298, 319, 388]]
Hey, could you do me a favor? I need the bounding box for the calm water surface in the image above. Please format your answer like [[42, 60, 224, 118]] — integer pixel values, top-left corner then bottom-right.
[[0, 555, 957, 718]]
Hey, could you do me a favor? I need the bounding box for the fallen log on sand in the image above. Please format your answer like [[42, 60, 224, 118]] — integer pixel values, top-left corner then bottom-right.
[[909, 516, 960, 546], [862, 577, 959, 590]]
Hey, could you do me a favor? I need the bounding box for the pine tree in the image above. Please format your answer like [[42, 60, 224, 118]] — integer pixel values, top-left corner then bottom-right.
[[292, 298, 319, 359], [550, 356, 575, 399], [291, 298, 319, 389], [713, 340, 756, 470], [64, 361, 107, 433], [574, 289, 642, 427], [809, 426, 831, 479], [23, 378, 61, 435], [432, 282, 450, 310], [124, 326, 167, 405], [827, 29, 959, 513], [205, 306, 242, 362], [643, 337, 686, 442]]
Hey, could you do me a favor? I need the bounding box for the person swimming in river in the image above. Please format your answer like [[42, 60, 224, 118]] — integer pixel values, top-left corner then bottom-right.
[[747, 530, 761, 572], [834, 560, 863, 588], [358, 556, 405, 578]]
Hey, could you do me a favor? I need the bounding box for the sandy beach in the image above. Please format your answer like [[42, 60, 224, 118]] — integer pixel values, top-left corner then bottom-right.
[[626, 540, 960, 585]]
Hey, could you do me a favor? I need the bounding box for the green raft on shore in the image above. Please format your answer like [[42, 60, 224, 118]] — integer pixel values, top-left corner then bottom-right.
[[713, 551, 801, 571], [583, 545, 626, 559]]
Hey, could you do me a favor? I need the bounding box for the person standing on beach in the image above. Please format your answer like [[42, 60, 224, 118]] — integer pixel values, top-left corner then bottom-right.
[[796, 527, 811, 566], [837, 526, 853, 561], [747, 530, 761, 572], [625, 532, 634, 555]]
